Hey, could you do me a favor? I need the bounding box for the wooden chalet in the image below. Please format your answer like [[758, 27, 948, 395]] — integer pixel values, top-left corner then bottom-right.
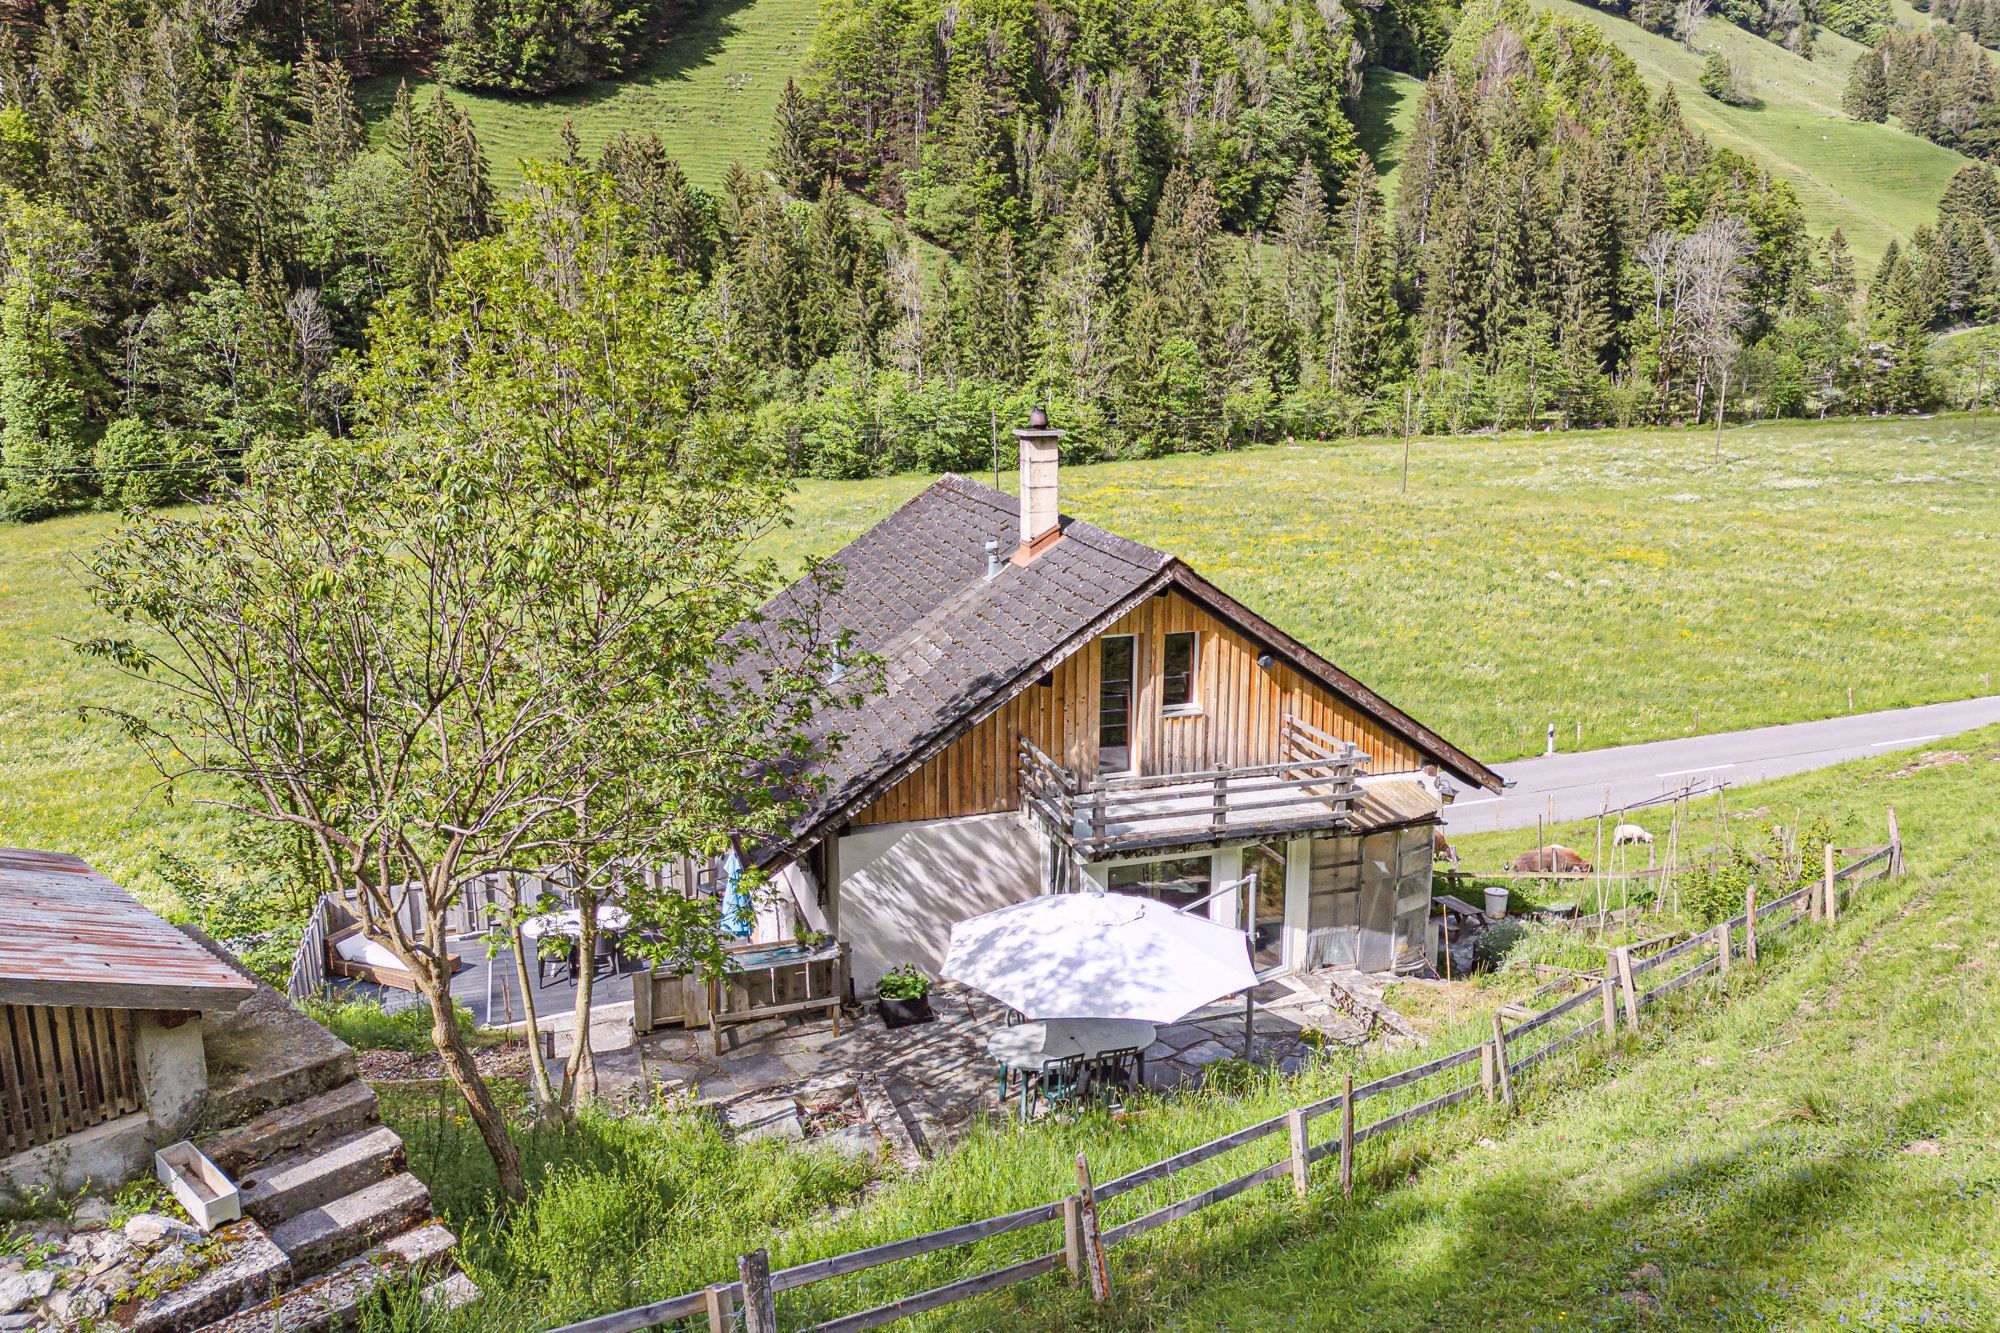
[[0, 848, 254, 1190], [750, 415, 1503, 992]]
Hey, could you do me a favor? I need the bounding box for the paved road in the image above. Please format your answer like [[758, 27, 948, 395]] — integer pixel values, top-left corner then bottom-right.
[[1441, 695, 2000, 835]]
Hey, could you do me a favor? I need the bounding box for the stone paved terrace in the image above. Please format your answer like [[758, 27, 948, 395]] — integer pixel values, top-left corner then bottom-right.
[[581, 975, 1378, 1160]]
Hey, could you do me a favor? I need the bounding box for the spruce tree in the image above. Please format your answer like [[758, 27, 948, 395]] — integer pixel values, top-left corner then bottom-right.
[[770, 78, 819, 199]]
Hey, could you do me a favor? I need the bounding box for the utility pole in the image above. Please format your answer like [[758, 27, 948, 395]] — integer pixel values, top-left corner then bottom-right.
[[1401, 386, 1414, 494]]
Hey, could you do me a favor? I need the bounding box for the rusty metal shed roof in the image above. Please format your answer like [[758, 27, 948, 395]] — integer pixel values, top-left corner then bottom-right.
[[0, 848, 256, 1010]]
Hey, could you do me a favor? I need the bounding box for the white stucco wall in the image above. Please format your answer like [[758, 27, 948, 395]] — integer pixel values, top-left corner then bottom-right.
[[837, 811, 1044, 993]]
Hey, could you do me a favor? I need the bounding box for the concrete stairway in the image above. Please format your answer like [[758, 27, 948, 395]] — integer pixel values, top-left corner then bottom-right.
[[147, 933, 476, 1333]]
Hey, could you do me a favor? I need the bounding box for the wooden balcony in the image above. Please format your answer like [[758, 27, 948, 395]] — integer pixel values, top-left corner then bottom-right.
[[1018, 717, 1368, 859]]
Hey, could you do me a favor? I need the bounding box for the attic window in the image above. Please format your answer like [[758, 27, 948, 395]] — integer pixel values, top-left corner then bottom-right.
[[1162, 632, 1197, 712]]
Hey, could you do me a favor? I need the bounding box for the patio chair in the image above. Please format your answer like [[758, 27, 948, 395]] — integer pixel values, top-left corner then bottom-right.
[[1025, 1055, 1087, 1119], [537, 935, 581, 989], [1083, 1046, 1146, 1105]]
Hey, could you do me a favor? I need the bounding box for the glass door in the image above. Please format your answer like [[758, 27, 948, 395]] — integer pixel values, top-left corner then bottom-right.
[[1099, 635, 1136, 774], [1243, 842, 1288, 973]]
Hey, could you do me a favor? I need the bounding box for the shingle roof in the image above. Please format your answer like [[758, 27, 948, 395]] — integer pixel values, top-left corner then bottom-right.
[[748, 476, 1171, 863], [749, 474, 1498, 865]]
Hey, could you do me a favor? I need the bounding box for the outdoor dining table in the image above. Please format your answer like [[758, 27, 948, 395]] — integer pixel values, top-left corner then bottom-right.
[[519, 905, 632, 941], [986, 1018, 1156, 1113]]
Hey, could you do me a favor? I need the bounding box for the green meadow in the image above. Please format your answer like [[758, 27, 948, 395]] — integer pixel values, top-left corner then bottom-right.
[[6, 415, 1999, 906], [357, 0, 820, 194], [767, 413, 2000, 763]]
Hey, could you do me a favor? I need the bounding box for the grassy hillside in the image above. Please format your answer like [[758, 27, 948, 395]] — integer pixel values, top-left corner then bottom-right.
[[1354, 65, 1427, 200], [1064, 737, 2000, 1329], [7, 415, 1999, 905], [357, 0, 819, 194], [763, 414, 2000, 761], [1527, 0, 1969, 266]]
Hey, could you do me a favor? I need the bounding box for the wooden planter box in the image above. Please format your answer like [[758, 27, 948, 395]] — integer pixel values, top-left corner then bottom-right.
[[155, 1140, 240, 1231]]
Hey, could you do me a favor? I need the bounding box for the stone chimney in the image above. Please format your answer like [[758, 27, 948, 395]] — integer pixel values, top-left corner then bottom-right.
[[1013, 407, 1065, 564]]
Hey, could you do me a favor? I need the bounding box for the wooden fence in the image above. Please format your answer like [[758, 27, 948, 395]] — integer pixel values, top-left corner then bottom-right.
[[286, 893, 338, 1004], [546, 813, 1905, 1333], [0, 1004, 143, 1156]]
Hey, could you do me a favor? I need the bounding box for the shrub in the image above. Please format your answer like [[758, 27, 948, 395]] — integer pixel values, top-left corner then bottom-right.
[[93, 417, 206, 509], [302, 996, 480, 1053]]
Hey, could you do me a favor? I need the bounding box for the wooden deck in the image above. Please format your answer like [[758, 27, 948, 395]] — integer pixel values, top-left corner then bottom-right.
[[1019, 723, 1367, 858]]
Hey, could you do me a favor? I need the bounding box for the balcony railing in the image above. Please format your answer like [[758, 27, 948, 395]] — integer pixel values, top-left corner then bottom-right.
[[1018, 717, 1367, 859]]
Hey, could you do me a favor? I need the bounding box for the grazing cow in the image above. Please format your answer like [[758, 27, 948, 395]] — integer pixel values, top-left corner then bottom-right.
[[1511, 845, 1593, 875], [1612, 823, 1654, 847], [1434, 828, 1460, 869]]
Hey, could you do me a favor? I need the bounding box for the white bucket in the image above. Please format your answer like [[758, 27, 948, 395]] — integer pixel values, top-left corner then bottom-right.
[[1483, 885, 1510, 919]]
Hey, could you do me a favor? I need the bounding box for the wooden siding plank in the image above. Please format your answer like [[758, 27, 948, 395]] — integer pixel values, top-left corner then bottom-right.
[[851, 590, 1443, 827]]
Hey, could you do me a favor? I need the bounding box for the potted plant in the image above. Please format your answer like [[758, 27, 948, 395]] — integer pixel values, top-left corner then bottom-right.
[[876, 964, 935, 1028]]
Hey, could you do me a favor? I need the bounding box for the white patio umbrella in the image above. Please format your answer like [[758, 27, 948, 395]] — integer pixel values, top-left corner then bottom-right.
[[941, 891, 1257, 1024]]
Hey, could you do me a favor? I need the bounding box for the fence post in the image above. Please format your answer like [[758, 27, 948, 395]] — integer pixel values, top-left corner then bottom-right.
[[1599, 973, 1618, 1039], [1822, 841, 1836, 924], [704, 1283, 737, 1333], [1062, 1195, 1083, 1283], [1887, 806, 1903, 877], [1489, 1012, 1516, 1111], [1075, 1152, 1111, 1303], [1287, 1108, 1310, 1200], [1614, 946, 1641, 1030], [1744, 882, 1758, 965], [739, 1249, 777, 1333], [1715, 921, 1730, 979], [1339, 1074, 1356, 1200], [1480, 1041, 1496, 1103]]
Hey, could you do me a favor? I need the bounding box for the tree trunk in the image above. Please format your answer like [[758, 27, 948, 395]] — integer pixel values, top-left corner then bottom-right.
[[508, 912, 558, 1113], [413, 940, 525, 1201], [561, 889, 600, 1112]]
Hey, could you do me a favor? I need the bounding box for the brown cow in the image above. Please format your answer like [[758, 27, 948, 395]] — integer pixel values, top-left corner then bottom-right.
[[1511, 844, 1593, 875], [1434, 828, 1460, 869]]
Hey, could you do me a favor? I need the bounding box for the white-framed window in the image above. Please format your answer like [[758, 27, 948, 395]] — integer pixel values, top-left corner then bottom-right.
[[1099, 634, 1137, 773], [1103, 853, 1213, 913], [1161, 630, 1198, 713]]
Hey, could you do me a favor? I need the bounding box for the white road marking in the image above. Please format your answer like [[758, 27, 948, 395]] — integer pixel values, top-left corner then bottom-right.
[[1656, 763, 1734, 778], [1871, 734, 1941, 747], [1449, 797, 1502, 809]]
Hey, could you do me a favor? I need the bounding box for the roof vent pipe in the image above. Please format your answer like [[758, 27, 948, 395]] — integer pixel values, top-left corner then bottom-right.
[[984, 540, 1003, 580]]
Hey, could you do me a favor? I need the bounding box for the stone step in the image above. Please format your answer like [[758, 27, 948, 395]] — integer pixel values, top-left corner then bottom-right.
[[191, 1223, 461, 1333], [201, 1082, 380, 1178], [123, 1219, 292, 1333], [420, 1271, 481, 1314], [267, 1174, 434, 1280], [203, 1048, 357, 1137], [237, 1126, 406, 1229]]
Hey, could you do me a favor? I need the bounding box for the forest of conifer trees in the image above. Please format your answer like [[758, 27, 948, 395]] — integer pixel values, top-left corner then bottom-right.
[[0, 0, 1994, 516]]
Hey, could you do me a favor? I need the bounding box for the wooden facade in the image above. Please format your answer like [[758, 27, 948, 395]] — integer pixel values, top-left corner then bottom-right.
[[855, 590, 1430, 828], [0, 1003, 142, 1156]]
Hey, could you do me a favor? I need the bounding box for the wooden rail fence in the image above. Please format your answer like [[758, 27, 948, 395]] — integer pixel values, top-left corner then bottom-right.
[[547, 812, 1905, 1333]]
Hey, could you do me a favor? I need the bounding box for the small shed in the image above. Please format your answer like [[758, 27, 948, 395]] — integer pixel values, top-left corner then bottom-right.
[[0, 848, 254, 1190]]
